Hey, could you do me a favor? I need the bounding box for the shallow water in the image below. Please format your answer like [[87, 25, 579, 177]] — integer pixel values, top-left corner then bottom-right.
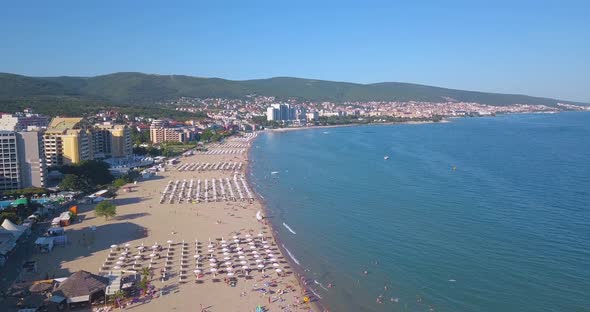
[[249, 112, 590, 312]]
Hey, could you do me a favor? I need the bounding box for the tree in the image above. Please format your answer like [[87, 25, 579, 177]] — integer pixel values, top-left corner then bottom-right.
[[59, 174, 93, 193], [112, 178, 127, 188], [59, 160, 114, 186], [94, 201, 117, 220]]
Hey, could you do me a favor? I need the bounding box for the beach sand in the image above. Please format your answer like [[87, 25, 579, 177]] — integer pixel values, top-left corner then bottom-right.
[[24, 136, 318, 312]]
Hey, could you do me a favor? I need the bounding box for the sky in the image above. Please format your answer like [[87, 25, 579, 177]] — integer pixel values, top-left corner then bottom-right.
[[1, 0, 589, 102]]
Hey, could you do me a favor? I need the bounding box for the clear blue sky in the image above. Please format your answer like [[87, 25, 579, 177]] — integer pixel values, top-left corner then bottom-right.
[[1, 0, 589, 102]]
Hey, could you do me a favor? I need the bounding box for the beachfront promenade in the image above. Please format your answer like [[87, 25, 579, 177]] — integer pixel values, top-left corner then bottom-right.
[[15, 133, 318, 312]]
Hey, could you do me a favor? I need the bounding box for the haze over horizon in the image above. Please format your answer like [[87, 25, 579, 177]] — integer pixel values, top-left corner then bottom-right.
[[2, 0, 589, 102]]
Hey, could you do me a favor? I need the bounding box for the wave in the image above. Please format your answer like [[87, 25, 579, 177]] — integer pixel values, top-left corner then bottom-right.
[[310, 287, 323, 299], [283, 222, 297, 234], [281, 244, 300, 265], [314, 280, 329, 291]]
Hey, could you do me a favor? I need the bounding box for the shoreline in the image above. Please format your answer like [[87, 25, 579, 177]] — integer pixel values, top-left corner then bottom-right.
[[268, 119, 449, 133], [246, 137, 327, 312]]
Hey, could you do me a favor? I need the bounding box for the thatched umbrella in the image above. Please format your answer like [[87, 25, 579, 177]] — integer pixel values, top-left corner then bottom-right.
[[29, 281, 54, 293]]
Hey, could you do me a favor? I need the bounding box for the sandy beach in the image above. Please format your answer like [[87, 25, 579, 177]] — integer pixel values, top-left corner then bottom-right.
[[23, 134, 318, 312]]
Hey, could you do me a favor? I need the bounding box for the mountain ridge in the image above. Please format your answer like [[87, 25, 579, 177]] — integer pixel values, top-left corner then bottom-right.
[[0, 72, 587, 108]]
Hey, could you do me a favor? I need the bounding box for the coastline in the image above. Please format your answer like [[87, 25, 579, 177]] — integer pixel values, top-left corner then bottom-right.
[[268, 119, 449, 133], [246, 134, 327, 312]]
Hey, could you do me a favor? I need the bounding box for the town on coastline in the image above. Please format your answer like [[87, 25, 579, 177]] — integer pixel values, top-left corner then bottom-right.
[[0, 97, 588, 311]]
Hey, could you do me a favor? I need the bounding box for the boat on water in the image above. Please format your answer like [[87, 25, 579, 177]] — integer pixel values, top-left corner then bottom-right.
[[384, 156, 390, 160]]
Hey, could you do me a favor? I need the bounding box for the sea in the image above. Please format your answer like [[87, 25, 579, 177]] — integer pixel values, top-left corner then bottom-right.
[[248, 112, 590, 312]]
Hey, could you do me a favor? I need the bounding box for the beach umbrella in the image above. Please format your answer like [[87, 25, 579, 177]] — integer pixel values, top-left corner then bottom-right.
[[167, 240, 173, 244], [224, 257, 231, 261], [271, 258, 278, 262], [221, 244, 227, 248], [252, 251, 258, 254], [208, 249, 214, 253], [207, 244, 214, 248], [263, 245, 270, 249], [210, 268, 217, 276], [237, 251, 244, 255], [238, 256, 245, 260], [225, 261, 232, 266], [210, 263, 217, 267], [236, 247, 243, 251], [248, 242, 255, 245], [240, 260, 247, 265], [234, 239, 240, 243], [250, 246, 256, 250], [110, 244, 118, 249], [124, 243, 131, 248], [275, 269, 282, 274], [113, 266, 121, 270], [232, 235, 239, 239], [209, 258, 216, 262], [227, 272, 234, 277], [194, 254, 200, 259], [222, 248, 229, 252], [257, 233, 263, 237], [273, 263, 279, 267], [116, 261, 124, 265], [134, 255, 141, 260], [257, 264, 264, 270], [255, 259, 262, 263], [118, 256, 125, 261], [246, 234, 252, 238], [121, 251, 128, 256]]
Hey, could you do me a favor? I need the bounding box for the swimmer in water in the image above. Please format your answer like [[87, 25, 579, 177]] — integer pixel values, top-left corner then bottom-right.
[[363, 270, 368, 275], [384, 285, 388, 291], [390, 297, 399, 303]]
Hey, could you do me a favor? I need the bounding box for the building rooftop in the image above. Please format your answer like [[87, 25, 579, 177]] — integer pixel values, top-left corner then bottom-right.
[[47, 117, 84, 132]]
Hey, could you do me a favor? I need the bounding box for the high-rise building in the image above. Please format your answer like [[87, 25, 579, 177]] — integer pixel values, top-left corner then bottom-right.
[[149, 120, 193, 144], [0, 131, 19, 191], [266, 104, 299, 122], [0, 111, 50, 131], [0, 131, 46, 191], [16, 131, 46, 189], [43, 118, 94, 166], [93, 124, 132, 158]]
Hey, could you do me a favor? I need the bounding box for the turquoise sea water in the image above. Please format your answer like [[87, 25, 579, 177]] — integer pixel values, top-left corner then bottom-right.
[[249, 112, 590, 312]]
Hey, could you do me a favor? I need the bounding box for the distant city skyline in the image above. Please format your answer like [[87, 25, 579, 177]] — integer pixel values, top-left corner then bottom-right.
[[1, 0, 589, 102]]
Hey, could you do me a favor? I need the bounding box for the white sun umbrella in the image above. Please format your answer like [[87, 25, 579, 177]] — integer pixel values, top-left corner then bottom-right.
[[238, 255, 245, 260], [263, 245, 270, 248], [118, 256, 125, 260], [138, 246, 145, 250], [194, 269, 202, 275], [223, 252, 230, 256], [110, 244, 118, 249], [224, 257, 231, 260], [236, 247, 243, 251], [124, 243, 131, 248], [221, 244, 227, 248], [255, 259, 263, 263], [237, 251, 244, 255], [257, 233, 263, 237], [252, 250, 258, 254], [222, 248, 229, 252], [273, 263, 280, 267], [167, 240, 173, 244], [210, 263, 217, 267], [245, 234, 252, 238], [225, 261, 232, 266], [209, 258, 216, 262], [271, 258, 278, 262], [208, 249, 214, 253], [116, 261, 124, 265], [275, 268, 282, 274], [194, 254, 201, 259], [250, 246, 256, 250], [240, 260, 247, 265], [113, 266, 121, 270], [233, 239, 240, 243], [227, 272, 234, 277], [247, 238, 253, 242], [248, 242, 255, 245], [232, 235, 239, 239], [257, 264, 264, 270], [121, 251, 128, 256], [150, 253, 156, 257], [210, 268, 217, 276], [151, 245, 158, 250]]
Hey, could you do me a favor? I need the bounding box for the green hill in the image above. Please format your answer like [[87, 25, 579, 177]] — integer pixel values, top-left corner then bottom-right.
[[0, 72, 586, 114]]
